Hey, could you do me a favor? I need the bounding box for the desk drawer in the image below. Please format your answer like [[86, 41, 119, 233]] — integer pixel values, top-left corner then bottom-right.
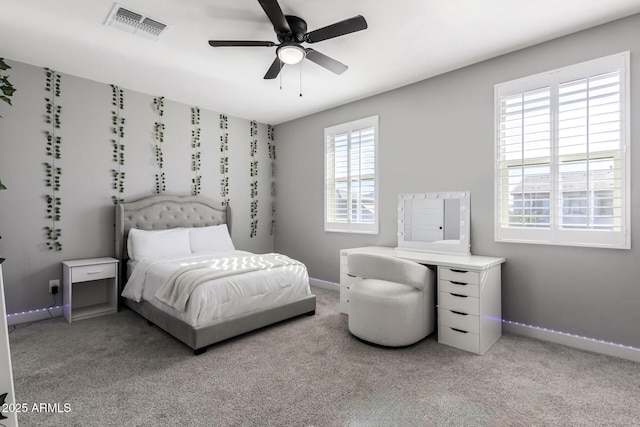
[[439, 279, 479, 297], [439, 309, 479, 334], [439, 292, 479, 316], [339, 286, 349, 312], [340, 252, 349, 266], [340, 272, 359, 287], [440, 268, 479, 285], [72, 263, 116, 283], [340, 285, 350, 301], [439, 325, 480, 354]]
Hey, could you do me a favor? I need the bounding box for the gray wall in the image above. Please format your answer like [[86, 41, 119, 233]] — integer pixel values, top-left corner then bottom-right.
[[274, 15, 640, 347], [0, 60, 275, 313]]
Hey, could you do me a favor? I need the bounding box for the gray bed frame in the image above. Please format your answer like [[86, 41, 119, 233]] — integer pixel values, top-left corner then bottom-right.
[[115, 194, 316, 355]]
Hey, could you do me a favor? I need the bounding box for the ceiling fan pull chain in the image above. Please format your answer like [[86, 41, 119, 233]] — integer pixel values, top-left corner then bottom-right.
[[299, 62, 303, 97]]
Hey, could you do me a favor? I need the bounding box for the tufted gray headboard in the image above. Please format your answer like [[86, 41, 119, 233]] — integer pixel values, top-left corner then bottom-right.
[[115, 195, 230, 279]]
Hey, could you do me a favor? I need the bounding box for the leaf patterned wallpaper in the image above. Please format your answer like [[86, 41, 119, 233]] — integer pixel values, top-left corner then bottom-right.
[[0, 58, 275, 313]]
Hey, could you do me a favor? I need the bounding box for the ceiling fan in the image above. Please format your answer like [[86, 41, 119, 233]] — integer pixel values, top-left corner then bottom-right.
[[208, 0, 368, 79]]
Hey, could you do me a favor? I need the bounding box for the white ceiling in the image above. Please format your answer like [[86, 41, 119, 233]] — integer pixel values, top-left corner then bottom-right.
[[1, 0, 639, 124]]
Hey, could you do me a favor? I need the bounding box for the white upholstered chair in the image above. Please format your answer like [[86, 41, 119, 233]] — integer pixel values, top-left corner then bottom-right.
[[347, 253, 435, 347]]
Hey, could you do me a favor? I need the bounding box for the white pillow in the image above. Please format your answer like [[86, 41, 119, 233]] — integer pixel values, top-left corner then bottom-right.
[[189, 224, 235, 253], [128, 228, 191, 261]]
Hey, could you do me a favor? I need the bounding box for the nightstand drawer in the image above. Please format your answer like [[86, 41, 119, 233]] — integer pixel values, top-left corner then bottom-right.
[[439, 292, 479, 316], [440, 268, 479, 285], [71, 263, 116, 283], [439, 308, 479, 334], [439, 279, 479, 297], [439, 325, 480, 354]]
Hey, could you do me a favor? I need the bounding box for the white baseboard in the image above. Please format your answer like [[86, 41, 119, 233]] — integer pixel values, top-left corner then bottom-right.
[[6, 306, 63, 326], [503, 321, 640, 363], [309, 278, 339, 291]]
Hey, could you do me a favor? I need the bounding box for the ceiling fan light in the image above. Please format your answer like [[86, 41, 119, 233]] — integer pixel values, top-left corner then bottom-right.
[[277, 44, 305, 65]]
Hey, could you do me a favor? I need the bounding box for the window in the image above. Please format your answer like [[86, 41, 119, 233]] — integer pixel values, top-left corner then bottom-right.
[[495, 52, 630, 249], [325, 115, 378, 234]]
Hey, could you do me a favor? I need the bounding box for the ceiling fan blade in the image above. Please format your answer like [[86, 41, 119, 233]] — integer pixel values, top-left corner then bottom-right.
[[264, 57, 284, 79], [257, 0, 291, 34], [305, 48, 348, 75], [209, 40, 276, 47], [304, 15, 367, 43]]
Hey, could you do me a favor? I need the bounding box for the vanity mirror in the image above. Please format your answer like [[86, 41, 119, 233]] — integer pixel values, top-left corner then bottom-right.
[[397, 191, 471, 255]]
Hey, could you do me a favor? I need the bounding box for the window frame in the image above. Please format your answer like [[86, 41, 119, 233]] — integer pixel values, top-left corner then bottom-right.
[[324, 115, 379, 234], [494, 52, 630, 249]]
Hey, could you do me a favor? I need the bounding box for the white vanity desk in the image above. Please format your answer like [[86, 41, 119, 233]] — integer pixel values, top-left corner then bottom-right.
[[339, 246, 505, 354]]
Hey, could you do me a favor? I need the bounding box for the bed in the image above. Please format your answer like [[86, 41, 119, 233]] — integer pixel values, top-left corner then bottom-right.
[[115, 194, 316, 354]]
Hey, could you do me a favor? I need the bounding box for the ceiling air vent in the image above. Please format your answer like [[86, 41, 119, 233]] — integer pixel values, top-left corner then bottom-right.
[[105, 3, 170, 41]]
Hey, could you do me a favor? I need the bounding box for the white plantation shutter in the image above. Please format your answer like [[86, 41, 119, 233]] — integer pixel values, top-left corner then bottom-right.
[[325, 116, 378, 234], [495, 52, 630, 248], [499, 87, 552, 229]]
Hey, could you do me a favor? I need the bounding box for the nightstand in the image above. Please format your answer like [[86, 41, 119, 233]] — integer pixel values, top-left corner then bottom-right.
[[62, 257, 119, 323]]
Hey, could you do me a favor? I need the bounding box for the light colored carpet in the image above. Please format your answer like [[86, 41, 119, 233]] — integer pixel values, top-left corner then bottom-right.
[[8, 286, 640, 426]]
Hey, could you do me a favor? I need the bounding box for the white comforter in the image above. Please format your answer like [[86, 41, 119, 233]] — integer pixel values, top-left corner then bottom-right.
[[121, 250, 311, 328]]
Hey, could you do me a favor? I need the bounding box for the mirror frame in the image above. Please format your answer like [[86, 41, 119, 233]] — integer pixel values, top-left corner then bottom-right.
[[397, 191, 471, 256]]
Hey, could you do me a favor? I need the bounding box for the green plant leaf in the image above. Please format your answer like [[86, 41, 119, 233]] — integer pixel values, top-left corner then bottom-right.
[[0, 180, 6, 190], [1, 85, 15, 97]]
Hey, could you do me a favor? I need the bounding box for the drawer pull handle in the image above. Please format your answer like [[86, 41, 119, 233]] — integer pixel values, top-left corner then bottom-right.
[[451, 310, 468, 316], [450, 281, 467, 286], [450, 269, 468, 273], [450, 293, 467, 298], [451, 327, 468, 334], [347, 274, 356, 278], [86, 270, 103, 274]]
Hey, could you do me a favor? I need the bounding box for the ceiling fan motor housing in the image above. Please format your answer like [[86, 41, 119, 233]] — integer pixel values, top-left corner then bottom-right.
[[276, 15, 307, 43]]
